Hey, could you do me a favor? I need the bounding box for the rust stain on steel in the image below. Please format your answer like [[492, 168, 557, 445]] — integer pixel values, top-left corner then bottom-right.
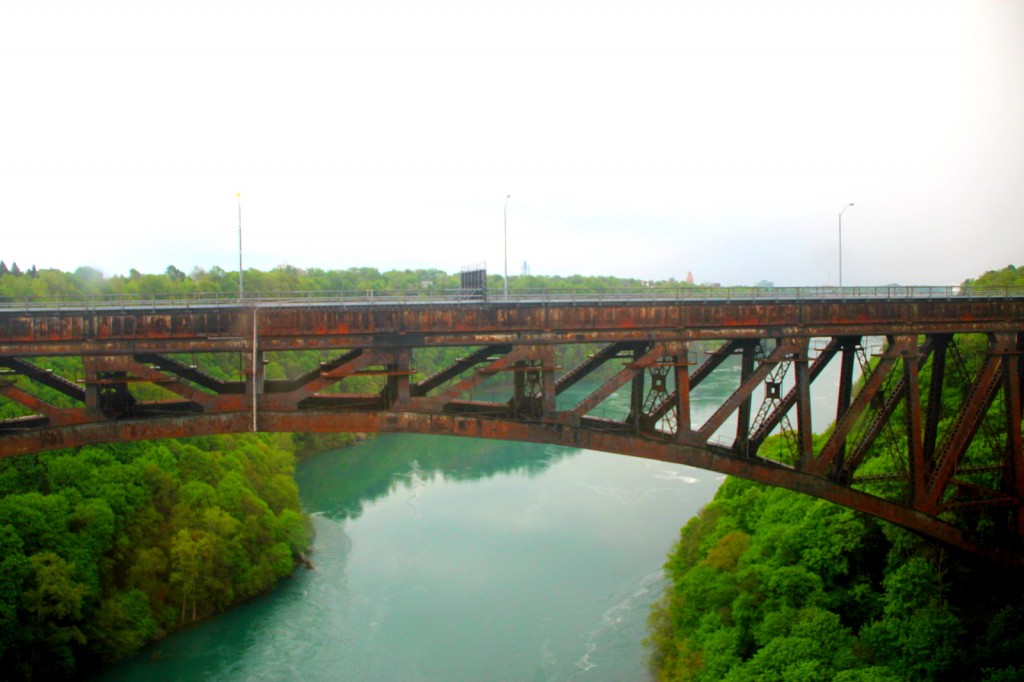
[[3, 299, 1023, 347], [0, 402, 1006, 562], [267, 411, 1003, 562]]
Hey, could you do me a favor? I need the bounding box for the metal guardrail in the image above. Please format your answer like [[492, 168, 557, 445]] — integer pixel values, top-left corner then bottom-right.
[[0, 285, 1022, 312]]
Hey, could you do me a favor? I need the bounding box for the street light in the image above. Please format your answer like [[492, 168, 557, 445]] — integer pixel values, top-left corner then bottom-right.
[[838, 202, 854, 287], [237, 193, 244, 300], [504, 194, 511, 299]]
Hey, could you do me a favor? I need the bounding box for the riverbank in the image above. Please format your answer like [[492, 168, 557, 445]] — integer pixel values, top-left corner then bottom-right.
[[648, 475, 1024, 681]]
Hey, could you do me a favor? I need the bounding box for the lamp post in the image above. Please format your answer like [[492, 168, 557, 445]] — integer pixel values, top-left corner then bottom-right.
[[838, 202, 854, 287], [504, 194, 511, 299], [237, 193, 244, 300]]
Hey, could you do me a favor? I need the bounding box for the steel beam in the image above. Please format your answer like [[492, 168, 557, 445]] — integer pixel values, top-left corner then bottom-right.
[[1, 297, 1023, 564], [924, 335, 1010, 512]]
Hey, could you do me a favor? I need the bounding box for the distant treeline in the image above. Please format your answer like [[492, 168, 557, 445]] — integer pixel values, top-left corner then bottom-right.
[[0, 261, 695, 300]]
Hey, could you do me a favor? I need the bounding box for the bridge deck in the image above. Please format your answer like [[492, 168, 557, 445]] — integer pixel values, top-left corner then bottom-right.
[[2, 294, 1021, 354]]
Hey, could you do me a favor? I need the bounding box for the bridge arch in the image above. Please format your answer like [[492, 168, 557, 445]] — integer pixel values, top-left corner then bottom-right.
[[0, 408, 1002, 564]]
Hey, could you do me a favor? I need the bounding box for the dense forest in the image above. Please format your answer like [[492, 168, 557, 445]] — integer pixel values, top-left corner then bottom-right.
[[648, 264, 1024, 681], [0, 260, 684, 679], [0, 435, 311, 678]]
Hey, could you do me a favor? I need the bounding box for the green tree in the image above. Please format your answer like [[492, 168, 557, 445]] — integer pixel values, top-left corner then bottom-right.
[[85, 590, 157, 663], [21, 552, 89, 679], [169, 528, 217, 623]]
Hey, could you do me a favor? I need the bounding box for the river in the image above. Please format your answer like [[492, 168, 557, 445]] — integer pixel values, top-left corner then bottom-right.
[[94, 434, 720, 681], [94, 346, 856, 681]]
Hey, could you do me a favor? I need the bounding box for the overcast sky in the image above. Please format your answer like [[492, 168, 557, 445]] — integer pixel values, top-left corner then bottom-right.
[[2, 1, 1022, 286]]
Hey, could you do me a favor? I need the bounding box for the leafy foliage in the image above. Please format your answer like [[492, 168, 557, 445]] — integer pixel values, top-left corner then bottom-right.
[[649, 264, 1024, 681], [648, 477, 1024, 681], [0, 436, 311, 679]]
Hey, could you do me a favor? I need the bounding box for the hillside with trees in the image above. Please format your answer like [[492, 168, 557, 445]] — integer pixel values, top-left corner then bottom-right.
[[0, 436, 309, 679], [647, 264, 1024, 681]]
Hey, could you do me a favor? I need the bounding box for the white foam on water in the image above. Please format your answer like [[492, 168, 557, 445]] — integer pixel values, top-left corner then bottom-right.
[[573, 643, 598, 674], [653, 469, 700, 484], [568, 569, 666, 678], [539, 637, 558, 667], [575, 482, 658, 506]]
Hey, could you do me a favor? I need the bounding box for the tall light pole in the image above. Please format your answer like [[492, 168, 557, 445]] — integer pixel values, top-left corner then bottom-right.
[[237, 193, 244, 300], [504, 194, 511, 299], [838, 202, 854, 287]]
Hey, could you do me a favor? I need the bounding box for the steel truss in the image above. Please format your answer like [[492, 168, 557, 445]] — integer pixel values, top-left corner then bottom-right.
[[0, 299, 1022, 564]]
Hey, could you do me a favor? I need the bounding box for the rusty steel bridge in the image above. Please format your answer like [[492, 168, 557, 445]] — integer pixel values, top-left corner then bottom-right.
[[1, 286, 1023, 564]]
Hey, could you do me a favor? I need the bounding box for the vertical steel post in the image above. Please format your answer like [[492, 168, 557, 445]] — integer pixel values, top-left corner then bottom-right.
[[794, 339, 813, 469], [902, 336, 924, 503], [923, 335, 949, 472], [835, 336, 858, 473], [1003, 336, 1023, 540], [735, 340, 757, 454], [674, 342, 692, 437], [628, 345, 648, 434], [540, 346, 556, 415]]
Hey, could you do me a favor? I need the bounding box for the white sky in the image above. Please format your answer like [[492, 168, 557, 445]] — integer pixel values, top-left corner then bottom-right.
[[2, 1, 1022, 286]]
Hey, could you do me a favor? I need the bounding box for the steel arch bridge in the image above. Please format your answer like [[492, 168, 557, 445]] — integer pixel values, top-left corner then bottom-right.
[[1, 287, 1022, 564]]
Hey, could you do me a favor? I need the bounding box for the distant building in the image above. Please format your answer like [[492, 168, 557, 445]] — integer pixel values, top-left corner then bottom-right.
[[686, 271, 694, 285], [755, 280, 775, 288]]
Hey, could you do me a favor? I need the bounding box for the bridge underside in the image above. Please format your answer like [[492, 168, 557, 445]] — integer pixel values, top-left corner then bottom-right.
[[1, 302, 1022, 564]]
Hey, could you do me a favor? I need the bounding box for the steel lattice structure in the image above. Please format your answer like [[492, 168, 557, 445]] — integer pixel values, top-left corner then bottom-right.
[[1, 292, 1022, 563]]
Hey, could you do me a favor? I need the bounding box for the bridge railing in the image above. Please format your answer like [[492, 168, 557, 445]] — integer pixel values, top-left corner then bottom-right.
[[0, 285, 1022, 312]]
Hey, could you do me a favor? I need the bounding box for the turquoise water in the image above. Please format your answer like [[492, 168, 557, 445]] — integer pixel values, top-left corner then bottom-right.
[[95, 435, 722, 681]]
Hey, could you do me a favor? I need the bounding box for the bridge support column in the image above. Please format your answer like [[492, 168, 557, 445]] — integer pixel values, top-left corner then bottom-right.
[[82, 356, 137, 419], [82, 356, 102, 417], [794, 339, 813, 469], [540, 346, 556, 416], [383, 349, 412, 408], [923, 335, 950, 477], [1003, 334, 1024, 541], [674, 342, 691, 438], [734, 340, 758, 455], [832, 336, 861, 476], [510, 346, 554, 420], [627, 344, 652, 434], [901, 335, 925, 505]]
